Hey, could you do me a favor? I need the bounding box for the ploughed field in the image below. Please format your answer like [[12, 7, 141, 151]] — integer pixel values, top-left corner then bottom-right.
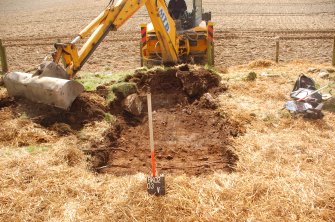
[[0, 0, 334, 72]]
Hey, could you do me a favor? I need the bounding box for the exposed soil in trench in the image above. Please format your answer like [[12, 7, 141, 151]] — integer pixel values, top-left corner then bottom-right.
[[89, 66, 243, 176]]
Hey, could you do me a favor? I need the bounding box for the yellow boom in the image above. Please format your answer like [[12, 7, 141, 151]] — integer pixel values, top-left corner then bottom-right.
[[53, 0, 178, 78]]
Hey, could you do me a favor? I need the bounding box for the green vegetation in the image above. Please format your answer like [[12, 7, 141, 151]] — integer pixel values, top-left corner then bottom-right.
[[104, 113, 116, 123], [111, 82, 137, 98], [76, 70, 133, 91], [243, 71, 257, 81], [25, 145, 48, 153], [106, 92, 117, 104], [19, 112, 28, 119]]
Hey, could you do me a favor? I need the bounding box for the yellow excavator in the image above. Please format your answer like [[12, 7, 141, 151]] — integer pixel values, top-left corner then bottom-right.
[[4, 0, 214, 110]]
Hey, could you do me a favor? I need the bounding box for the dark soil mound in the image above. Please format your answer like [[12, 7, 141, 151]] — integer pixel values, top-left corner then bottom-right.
[[38, 92, 106, 130], [110, 66, 227, 113], [0, 97, 16, 109], [5, 92, 107, 131]]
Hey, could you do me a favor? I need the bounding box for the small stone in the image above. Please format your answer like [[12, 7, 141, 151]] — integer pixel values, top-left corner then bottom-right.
[[166, 155, 173, 160], [307, 67, 318, 73], [322, 93, 332, 100], [199, 93, 218, 109], [318, 69, 329, 79], [260, 72, 280, 77], [203, 163, 210, 168], [250, 113, 256, 117]]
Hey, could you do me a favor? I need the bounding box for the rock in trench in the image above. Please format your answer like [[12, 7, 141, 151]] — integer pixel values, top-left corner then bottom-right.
[[122, 93, 143, 116]]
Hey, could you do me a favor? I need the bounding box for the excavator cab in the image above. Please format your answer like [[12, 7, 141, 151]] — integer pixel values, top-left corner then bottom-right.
[[141, 0, 213, 66], [180, 0, 211, 30]]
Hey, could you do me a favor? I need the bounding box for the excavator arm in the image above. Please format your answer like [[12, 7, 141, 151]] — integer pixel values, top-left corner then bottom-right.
[[53, 0, 178, 78], [4, 0, 182, 110]]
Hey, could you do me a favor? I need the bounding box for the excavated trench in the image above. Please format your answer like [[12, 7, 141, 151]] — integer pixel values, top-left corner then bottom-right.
[[90, 65, 243, 176], [0, 65, 243, 176]]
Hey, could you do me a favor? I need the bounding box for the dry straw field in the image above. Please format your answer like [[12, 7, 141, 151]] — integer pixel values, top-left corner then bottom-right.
[[0, 0, 335, 221]]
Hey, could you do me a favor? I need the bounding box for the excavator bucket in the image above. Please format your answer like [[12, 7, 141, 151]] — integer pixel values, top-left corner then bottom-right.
[[3, 62, 84, 110]]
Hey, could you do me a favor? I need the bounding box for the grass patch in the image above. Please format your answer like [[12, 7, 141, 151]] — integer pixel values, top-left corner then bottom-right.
[[19, 112, 28, 119], [104, 113, 116, 123], [76, 70, 133, 91], [111, 82, 137, 98], [204, 65, 225, 76], [243, 71, 257, 81], [106, 92, 117, 104], [25, 145, 48, 153]]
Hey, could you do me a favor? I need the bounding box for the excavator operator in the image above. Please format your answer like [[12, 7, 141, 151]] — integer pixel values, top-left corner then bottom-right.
[[168, 0, 187, 20]]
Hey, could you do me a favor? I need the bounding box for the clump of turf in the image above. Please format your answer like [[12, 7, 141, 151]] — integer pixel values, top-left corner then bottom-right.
[[243, 71, 257, 81], [111, 82, 137, 99]]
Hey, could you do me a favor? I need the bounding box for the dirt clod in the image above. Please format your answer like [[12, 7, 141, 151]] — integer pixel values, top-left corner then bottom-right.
[[36, 92, 107, 130], [102, 123, 123, 147], [176, 68, 221, 98], [49, 123, 73, 136], [112, 82, 137, 99], [0, 96, 16, 109]]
